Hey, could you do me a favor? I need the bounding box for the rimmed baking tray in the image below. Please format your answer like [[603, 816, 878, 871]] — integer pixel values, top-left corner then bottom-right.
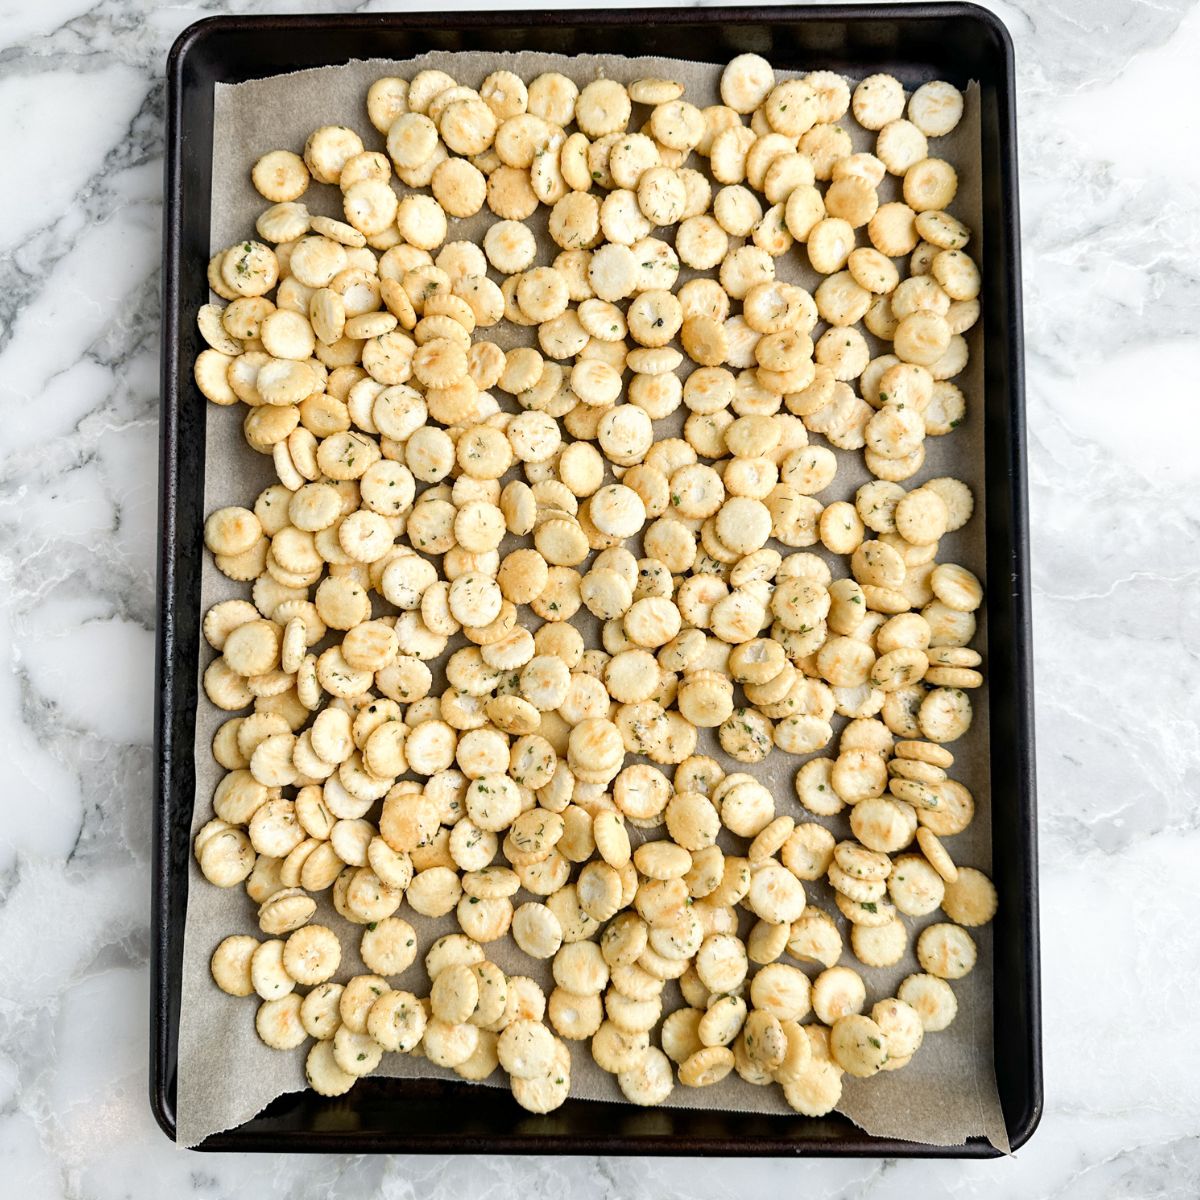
[[154, 3, 1039, 1155]]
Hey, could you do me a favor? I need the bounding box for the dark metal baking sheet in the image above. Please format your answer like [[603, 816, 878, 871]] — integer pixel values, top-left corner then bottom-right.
[[154, 3, 1039, 1156]]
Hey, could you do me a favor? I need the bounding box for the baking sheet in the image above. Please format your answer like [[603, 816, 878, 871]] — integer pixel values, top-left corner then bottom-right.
[[176, 48, 1003, 1151]]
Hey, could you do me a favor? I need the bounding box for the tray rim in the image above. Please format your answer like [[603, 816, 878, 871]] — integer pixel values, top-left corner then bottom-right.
[[153, 1, 1040, 1157]]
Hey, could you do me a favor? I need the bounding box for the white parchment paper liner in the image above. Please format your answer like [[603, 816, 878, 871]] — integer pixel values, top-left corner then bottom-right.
[[176, 49, 1005, 1153]]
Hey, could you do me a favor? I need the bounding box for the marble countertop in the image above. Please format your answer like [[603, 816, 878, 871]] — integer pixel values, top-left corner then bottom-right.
[[2, 0, 1196, 1194]]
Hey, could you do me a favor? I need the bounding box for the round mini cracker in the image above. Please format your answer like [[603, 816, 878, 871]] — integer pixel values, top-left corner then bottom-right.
[[366, 988, 427, 1052], [498, 1018, 558, 1080], [916, 922, 977, 980], [850, 917, 908, 969], [360, 915, 418, 976], [830, 1013, 889, 1078], [617, 1044, 675, 1106], [898, 972, 958, 1032], [305, 1039, 357, 1097], [887, 853, 946, 917], [256, 993, 308, 1051], [299, 982, 345, 1042], [210, 934, 260, 997], [941, 866, 998, 927], [908, 80, 964, 138], [283, 923, 342, 986]]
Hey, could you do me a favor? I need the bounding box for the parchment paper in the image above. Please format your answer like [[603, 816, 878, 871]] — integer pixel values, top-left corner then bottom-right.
[[177, 48, 1004, 1152]]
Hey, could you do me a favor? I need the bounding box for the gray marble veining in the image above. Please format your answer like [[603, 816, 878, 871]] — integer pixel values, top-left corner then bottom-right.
[[1, 0, 1198, 1195]]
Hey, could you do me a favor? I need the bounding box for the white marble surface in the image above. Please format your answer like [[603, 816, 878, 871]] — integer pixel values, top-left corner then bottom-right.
[[1, 0, 1196, 1194]]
